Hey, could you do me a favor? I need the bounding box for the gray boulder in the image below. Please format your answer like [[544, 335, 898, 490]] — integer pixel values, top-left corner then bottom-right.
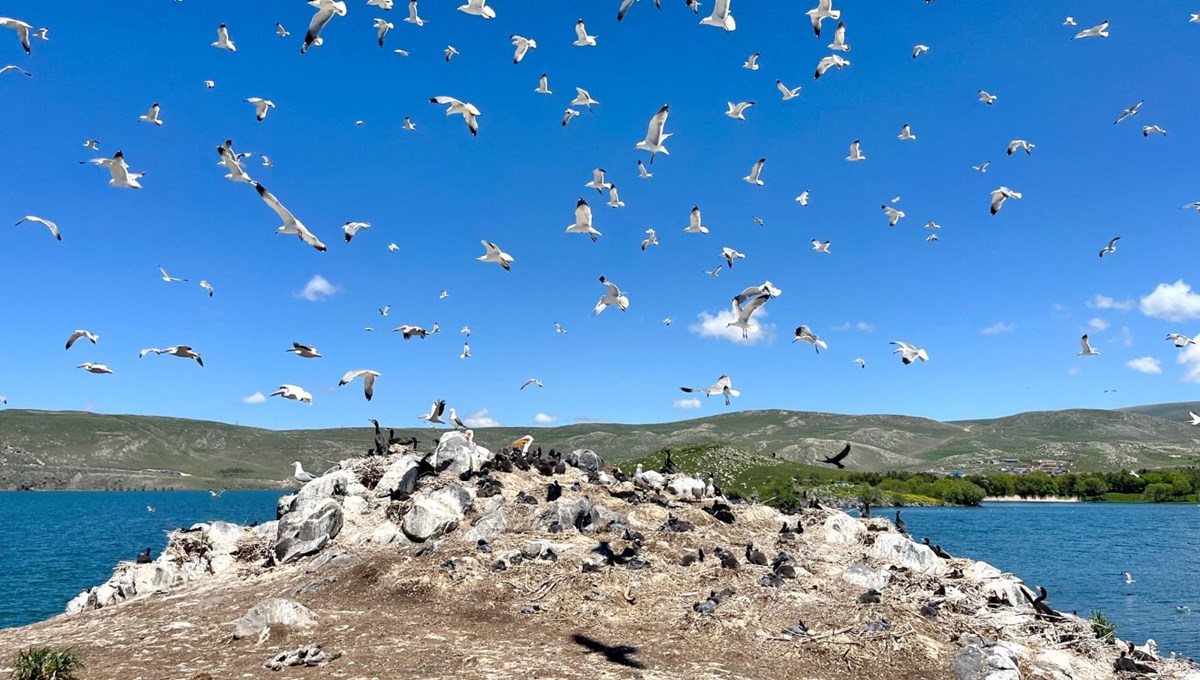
[[871, 534, 947, 574], [402, 485, 472, 542], [374, 455, 421, 499], [294, 470, 355, 504], [274, 499, 344, 565], [306, 551, 363, 573], [232, 598, 316, 639], [463, 509, 508, 543], [841, 563, 891, 591], [434, 431, 493, 475], [565, 449, 604, 473]]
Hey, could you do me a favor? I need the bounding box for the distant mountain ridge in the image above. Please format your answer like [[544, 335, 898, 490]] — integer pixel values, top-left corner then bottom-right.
[[1, 404, 1198, 489]]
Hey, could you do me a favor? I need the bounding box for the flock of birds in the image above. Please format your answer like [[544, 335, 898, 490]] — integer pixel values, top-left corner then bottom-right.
[[2, 1, 1199, 424]]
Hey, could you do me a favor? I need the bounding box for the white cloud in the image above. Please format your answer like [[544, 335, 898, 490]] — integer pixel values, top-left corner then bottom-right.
[[1067, 366, 1080, 376], [980, 321, 1014, 336], [673, 398, 702, 410], [1087, 294, 1133, 311], [462, 408, 500, 428], [1140, 280, 1200, 322], [1178, 345, 1200, 383], [1125, 357, 1162, 375], [295, 275, 339, 302], [689, 307, 775, 345], [1087, 317, 1109, 331], [241, 392, 267, 404], [855, 321, 875, 332], [533, 413, 557, 424], [830, 321, 874, 333]]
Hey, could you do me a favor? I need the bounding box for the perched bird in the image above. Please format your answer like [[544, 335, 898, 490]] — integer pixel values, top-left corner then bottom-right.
[[1072, 20, 1109, 39], [680, 374, 740, 406], [1078, 334, 1100, 356], [684, 206, 709, 234], [253, 182, 328, 252], [742, 157, 766, 185], [882, 205, 905, 227], [820, 443, 851, 469], [429, 96, 480, 136], [342, 221, 371, 243], [827, 21, 849, 51], [815, 54, 850, 79], [1098, 237, 1120, 258], [448, 408, 467, 429], [374, 18, 393, 47], [776, 80, 802, 100], [989, 186, 1022, 215], [811, 239, 830, 254], [566, 198, 602, 242], [573, 19, 597, 46], [635, 104, 671, 163], [721, 247, 745, 269], [404, 0, 425, 26], [700, 0, 735, 31], [418, 399, 447, 424], [212, 23, 236, 51], [292, 461, 316, 483], [520, 378, 543, 390], [742, 52, 760, 70], [846, 139, 865, 161], [1114, 100, 1143, 124], [593, 276, 629, 314], [1006, 139, 1035, 156], [891, 340, 929, 364], [139, 345, 204, 367], [65, 330, 100, 351], [978, 90, 998, 105], [510, 34, 536, 63], [898, 124, 916, 141], [302, 1, 348, 55], [805, 0, 839, 36], [535, 73, 551, 94], [286, 342, 322, 358], [77, 363, 114, 375], [338, 369, 380, 401], [477, 240, 514, 271], [793, 325, 827, 353], [14, 215, 61, 241], [912, 44, 929, 59], [138, 102, 163, 126], [725, 101, 755, 121]]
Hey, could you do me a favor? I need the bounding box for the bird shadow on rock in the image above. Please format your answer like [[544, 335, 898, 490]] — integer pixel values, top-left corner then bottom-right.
[[570, 633, 646, 669]]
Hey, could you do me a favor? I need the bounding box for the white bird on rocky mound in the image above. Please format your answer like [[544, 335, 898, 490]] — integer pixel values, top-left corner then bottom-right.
[[0, 18, 33, 54], [1078, 334, 1100, 356], [338, 369, 380, 401], [635, 104, 671, 164], [1072, 19, 1109, 40], [405, 0, 425, 26], [286, 342, 322, 358], [1166, 333, 1196, 348], [292, 461, 316, 483], [793, 325, 827, 353], [573, 19, 597, 46], [990, 186, 1021, 215], [827, 21, 849, 51], [429, 95, 480, 136], [725, 101, 755, 121], [302, 0, 347, 54], [726, 294, 769, 340], [139, 345, 204, 367], [212, 23, 236, 51], [815, 54, 849, 80], [845, 139, 865, 161], [14, 215, 61, 241], [891, 340, 929, 364], [510, 34, 536, 63], [244, 98, 275, 121], [680, 374, 740, 406], [536, 73, 551, 94], [477, 240, 513, 271], [635, 463, 666, 489], [594, 276, 629, 314], [449, 408, 467, 429], [77, 363, 114, 375], [65, 330, 100, 351], [254, 182, 327, 252], [419, 399, 447, 424], [81, 150, 144, 189], [1188, 411, 1200, 425], [566, 198, 602, 242], [699, 0, 735, 30], [271, 384, 312, 403], [521, 378, 543, 390]]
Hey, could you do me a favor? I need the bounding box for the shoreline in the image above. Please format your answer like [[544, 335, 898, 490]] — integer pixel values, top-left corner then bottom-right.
[[984, 495, 1081, 503]]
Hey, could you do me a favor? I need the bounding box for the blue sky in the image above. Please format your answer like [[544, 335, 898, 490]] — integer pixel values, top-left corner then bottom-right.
[[3, 0, 1200, 430]]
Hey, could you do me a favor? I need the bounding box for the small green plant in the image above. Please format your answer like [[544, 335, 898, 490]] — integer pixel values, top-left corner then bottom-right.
[[1090, 610, 1117, 644], [10, 646, 84, 680]]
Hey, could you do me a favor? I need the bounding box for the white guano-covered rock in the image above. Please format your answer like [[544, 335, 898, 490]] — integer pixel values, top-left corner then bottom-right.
[[822, 513, 865, 544], [402, 485, 472, 542], [434, 431, 493, 475], [871, 533, 947, 574], [232, 598, 316, 639]]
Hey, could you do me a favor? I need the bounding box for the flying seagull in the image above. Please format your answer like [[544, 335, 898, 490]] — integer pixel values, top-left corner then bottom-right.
[[617, 0, 661, 21], [302, 0, 348, 54], [338, 369, 380, 401], [418, 399, 447, 424], [607, 184, 624, 208], [586, 168, 611, 193], [1007, 139, 1035, 156], [1143, 125, 1166, 137], [742, 157, 766, 185], [726, 294, 769, 339], [721, 247, 745, 268], [898, 124, 916, 141], [276, 22, 289, 37], [891, 340, 929, 364], [444, 45, 459, 62], [1098, 237, 1120, 258], [572, 87, 599, 110], [777, 80, 802, 100], [566, 198, 602, 242], [846, 139, 865, 161], [815, 54, 850, 79], [404, 0, 425, 26], [635, 104, 671, 164], [460, 342, 471, 359], [805, 0, 838, 36], [854, 358, 866, 368], [594, 276, 629, 314], [882, 205, 905, 226], [793, 325, 827, 353], [272, 385, 313, 403], [733, 281, 782, 306], [684, 205, 709, 234], [0, 65, 31, 76], [0, 18, 32, 54], [680, 374, 740, 406], [912, 44, 929, 59], [972, 161, 990, 173], [286, 342, 322, 358], [212, 23, 236, 51], [65, 330, 100, 351], [244, 98, 275, 121], [520, 378, 544, 390], [158, 266, 187, 283], [1072, 20, 1109, 39], [795, 190, 810, 205], [1078, 334, 1100, 356], [1188, 411, 1200, 425], [811, 239, 830, 254], [253, 182, 328, 252], [374, 18, 394, 47], [827, 21, 849, 51], [429, 96, 480, 136], [700, 0, 735, 31], [199, 281, 214, 297], [14, 215, 61, 241], [342, 221, 371, 243], [536, 73, 551, 94], [457, 0, 496, 19], [477, 240, 513, 271], [574, 19, 597, 46], [81, 150, 143, 189], [1114, 100, 1143, 124], [641, 228, 659, 250], [77, 363, 114, 375], [725, 101, 755, 121], [638, 160, 652, 178], [820, 444, 851, 469], [990, 187, 1022, 215], [510, 34, 536, 63], [555, 322, 567, 334], [742, 52, 760, 70], [139, 345, 204, 366], [1166, 333, 1196, 348], [978, 90, 998, 105]]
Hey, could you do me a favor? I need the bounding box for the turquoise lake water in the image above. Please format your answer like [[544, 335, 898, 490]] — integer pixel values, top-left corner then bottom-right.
[[0, 492, 1195, 659]]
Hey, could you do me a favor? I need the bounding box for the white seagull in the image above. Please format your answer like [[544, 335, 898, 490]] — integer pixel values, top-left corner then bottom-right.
[[742, 52, 760, 70], [244, 98, 275, 122], [978, 90, 998, 105], [882, 205, 905, 226], [374, 18, 393, 47], [83, 139, 100, 150], [273, 385, 313, 403], [562, 108, 581, 127], [555, 322, 567, 334], [854, 358, 866, 368], [777, 80, 802, 100], [1072, 20, 1109, 39], [793, 325, 827, 353], [302, 0, 348, 54], [925, 221, 941, 229], [594, 276, 629, 314], [721, 246, 745, 269], [379, 305, 391, 317], [460, 342, 471, 359], [449, 408, 467, 428], [815, 54, 850, 79], [254, 183, 327, 252], [1166, 333, 1196, 348], [1063, 17, 1076, 26], [511, 34, 536, 63], [76, 363, 114, 375], [725, 101, 755, 121], [742, 157, 766, 185], [14, 216, 61, 241], [806, 0, 839, 36], [418, 399, 447, 424], [429, 96, 480, 136], [339, 369, 380, 401], [990, 186, 1022, 215], [139, 345, 204, 366], [571, 87, 599, 109], [1114, 100, 1143, 124], [477, 240, 513, 271], [811, 239, 830, 254], [0, 65, 31, 76], [204, 80, 216, 89], [585, 168, 611, 193], [342, 221, 371, 243], [535, 73, 551, 94], [641, 228, 659, 251], [1189, 411, 1200, 425], [566, 198, 602, 242], [573, 19, 597, 46], [846, 139, 865, 161], [158, 266, 187, 283], [898, 124, 916, 141], [726, 293, 769, 339], [0, 18, 33, 54], [65, 330, 100, 351], [733, 281, 781, 306], [635, 104, 671, 164], [607, 184, 625, 208], [795, 190, 810, 206], [1078, 334, 1100, 356], [404, 0, 425, 26], [458, 0, 495, 19], [1143, 125, 1167, 137], [638, 160, 653, 178], [286, 342, 322, 358], [443, 45, 459, 61], [138, 102, 163, 126], [212, 23, 236, 51], [1007, 139, 1035, 156], [684, 205, 709, 234], [681, 374, 740, 406], [891, 341, 929, 364], [293, 462, 315, 483], [827, 21, 849, 51], [276, 23, 290, 37], [912, 44, 929, 59], [972, 161, 990, 173], [699, 0, 735, 30], [81, 150, 144, 189], [403, 117, 415, 131], [1098, 237, 1120, 258], [520, 378, 543, 390]]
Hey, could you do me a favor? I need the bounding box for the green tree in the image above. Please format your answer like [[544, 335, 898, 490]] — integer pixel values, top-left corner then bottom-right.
[[984, 473, 1015, 497], [1014, 471, 1058, 498], [1076, 475, 1109, 500], [1171, 477, 1193, 499], [1142, 483, 1174, 503]]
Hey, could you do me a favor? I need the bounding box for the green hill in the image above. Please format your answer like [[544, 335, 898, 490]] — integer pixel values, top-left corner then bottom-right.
[[0, 405, 1198, 490]]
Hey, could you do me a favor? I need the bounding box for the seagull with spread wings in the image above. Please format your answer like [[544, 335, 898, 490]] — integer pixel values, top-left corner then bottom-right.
[[635, 104, 671, 163], [302, 0, 347, 54], [594, 276, 629, 314], [566, 198, 602, 242], [253, 182, 327, 252], [680, 374, 740, 406], [476, 240, 513, 271], [139, 345, 204, 367], [726, 294, 769, 339], [14, 216, 61, 241], [65, 330, 99, 351], [338, 369, 380, 401], [429, 96, 480, 136]]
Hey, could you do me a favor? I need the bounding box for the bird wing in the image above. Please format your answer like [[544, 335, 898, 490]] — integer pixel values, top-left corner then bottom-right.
[[645, 105, 669, 143], [828, 443, 851, 463], [736, 294, 769, 323], [576, 199, 592, 226], [617, 0, 636, 21], [1080, 335, 1093, 353], [305, 7, 336, 49], [575, 20, 588, 41], [431, 399, 446, 418], [254, 183, 298, 227]]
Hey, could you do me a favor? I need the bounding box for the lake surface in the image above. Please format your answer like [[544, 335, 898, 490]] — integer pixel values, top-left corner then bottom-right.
[[0, 493, 1195, 659]]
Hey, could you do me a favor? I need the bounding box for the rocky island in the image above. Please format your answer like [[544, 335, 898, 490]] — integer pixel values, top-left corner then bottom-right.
[[0, 432, 1193, 679]]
